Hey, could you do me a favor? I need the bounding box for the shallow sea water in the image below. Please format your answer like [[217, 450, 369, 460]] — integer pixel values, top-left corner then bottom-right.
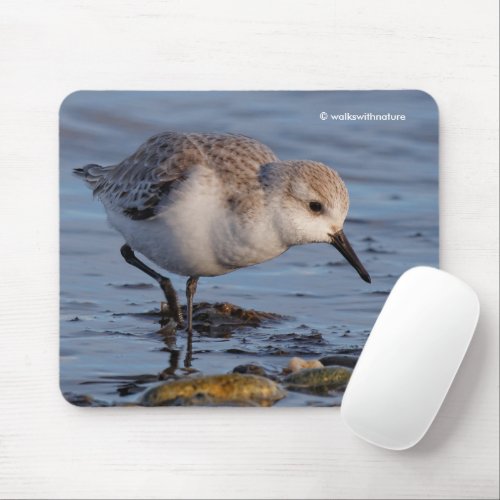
[[60, 91, 438, 407]]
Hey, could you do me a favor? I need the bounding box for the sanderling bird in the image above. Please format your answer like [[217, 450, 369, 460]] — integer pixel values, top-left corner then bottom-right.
[[75, 132, 371, 335]]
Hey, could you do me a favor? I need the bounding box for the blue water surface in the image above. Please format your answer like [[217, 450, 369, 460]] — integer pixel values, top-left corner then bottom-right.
[[60, 91, 438, 406]]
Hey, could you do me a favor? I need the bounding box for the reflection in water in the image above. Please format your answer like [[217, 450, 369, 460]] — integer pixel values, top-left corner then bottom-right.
[[159, 349, 181, 380]]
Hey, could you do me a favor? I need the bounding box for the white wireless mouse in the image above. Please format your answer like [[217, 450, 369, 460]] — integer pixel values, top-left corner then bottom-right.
[[341, 266, 480, 450]]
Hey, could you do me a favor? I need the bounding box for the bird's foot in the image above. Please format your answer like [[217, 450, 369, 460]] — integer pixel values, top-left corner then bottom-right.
[[160, 301, 185, 329]]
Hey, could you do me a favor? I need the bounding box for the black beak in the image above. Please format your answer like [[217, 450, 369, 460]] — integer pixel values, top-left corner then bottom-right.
[[330, 230, 371, 283]]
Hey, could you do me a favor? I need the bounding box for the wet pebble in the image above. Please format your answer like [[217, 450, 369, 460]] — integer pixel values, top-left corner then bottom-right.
[[319, 354, 359, 368], [233, 363, 267, 377], [191, 302, 284, 336], [64, 392, 110, 407], [142, 373, 286, 407], [284, 366, 352, 395], [334, 347, 362, 356], [117, 383, 146, 397], [225, 347, 255, 355], [287, 357, 324, 373]]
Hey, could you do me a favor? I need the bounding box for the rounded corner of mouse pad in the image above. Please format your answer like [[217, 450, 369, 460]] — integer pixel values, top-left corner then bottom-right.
[[59, 90, 439, 409]]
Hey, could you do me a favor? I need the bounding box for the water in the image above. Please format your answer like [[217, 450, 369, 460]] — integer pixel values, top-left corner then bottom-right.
[[60, 90, 438, 407]]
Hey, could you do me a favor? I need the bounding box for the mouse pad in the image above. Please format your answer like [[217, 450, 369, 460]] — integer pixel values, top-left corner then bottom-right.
[[60, 90, 439, 407]]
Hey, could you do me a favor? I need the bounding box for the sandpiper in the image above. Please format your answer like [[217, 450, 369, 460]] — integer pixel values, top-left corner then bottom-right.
[[75, 132, 371, 334]]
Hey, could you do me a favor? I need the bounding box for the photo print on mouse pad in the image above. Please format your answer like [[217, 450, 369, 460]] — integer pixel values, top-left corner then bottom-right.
[[60, 90, 438, 407]]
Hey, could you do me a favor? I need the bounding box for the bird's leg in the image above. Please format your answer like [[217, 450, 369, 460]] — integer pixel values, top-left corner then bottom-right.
[[185, 277, 199, 335], [184, 276, 198, 368], [120, 244, 184, 327]]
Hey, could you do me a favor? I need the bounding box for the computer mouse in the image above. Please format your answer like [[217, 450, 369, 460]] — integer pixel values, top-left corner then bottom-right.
[[341, 266, 480, 450]]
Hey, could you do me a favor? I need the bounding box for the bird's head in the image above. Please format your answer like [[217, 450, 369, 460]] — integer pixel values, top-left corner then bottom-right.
[[261, 160, 371, 283]]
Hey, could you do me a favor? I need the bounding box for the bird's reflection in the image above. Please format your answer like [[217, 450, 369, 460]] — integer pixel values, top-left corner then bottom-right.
[[156, 312, 194, 378]]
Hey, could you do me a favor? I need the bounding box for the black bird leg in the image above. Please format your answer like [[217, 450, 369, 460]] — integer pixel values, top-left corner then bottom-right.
[[120, 244, 184, 327], [185, 276, 199, 335], [183, 276, 198, 368]]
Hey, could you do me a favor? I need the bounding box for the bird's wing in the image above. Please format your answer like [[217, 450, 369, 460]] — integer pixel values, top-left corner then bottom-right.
[[75, 132, 202, 220], [74, 132, 278, 220]]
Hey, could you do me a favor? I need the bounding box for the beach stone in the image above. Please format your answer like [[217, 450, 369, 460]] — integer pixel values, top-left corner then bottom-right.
[[319, 354, 359, 368], [190, 302, 284, 336], [142, 373, 286, 407], [287, 356, 324, 373], [233, 363, 267, 376], [63, 392, 109, 407], [284, 366, 352, 395]]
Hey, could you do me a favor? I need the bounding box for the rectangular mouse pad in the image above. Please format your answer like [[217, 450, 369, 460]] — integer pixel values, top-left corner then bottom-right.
[[60, 90, 439, 407]]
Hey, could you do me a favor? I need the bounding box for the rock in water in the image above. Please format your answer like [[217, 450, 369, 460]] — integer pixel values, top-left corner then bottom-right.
[[287, 357, 324, 373], [319, 354, 358, 368], [184, 302, 285, 337], [142, 373, 286, 407], [232, 363, 267, 377], [284, 366, 352, 395]]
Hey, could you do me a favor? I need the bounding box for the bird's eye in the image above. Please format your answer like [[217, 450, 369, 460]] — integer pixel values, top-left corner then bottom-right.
[[309, 201, 323, 213]]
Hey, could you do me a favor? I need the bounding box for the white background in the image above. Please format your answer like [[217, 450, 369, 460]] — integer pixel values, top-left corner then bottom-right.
[[0, 1, 498, 498]]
